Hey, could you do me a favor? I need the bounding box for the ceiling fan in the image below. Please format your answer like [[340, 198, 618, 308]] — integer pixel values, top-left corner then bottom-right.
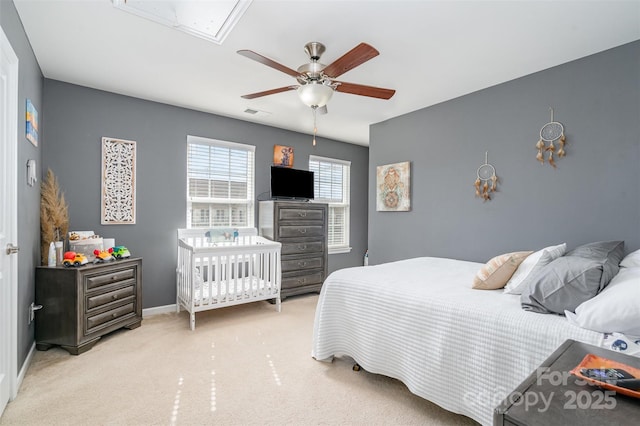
[[237, 41, 396, 113]]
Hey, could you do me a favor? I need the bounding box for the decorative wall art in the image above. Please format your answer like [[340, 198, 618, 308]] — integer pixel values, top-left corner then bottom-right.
[[273, 145, 294, 167], [474, 152, 498, 201], [26, 99, 38, 147], [101, 137, 136, 224], [536, 107, 566, 167], [376, 161, 410, 211]]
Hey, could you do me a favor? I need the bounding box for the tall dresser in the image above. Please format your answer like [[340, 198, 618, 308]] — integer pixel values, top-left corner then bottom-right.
[[259, 201, 328, 300]]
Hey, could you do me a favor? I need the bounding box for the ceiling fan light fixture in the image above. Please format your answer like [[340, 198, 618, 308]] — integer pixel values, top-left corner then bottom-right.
[[297, 83, 334, 108]]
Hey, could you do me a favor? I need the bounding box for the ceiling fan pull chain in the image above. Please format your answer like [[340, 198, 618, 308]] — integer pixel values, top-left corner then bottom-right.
[[312, 106, 318, 146]]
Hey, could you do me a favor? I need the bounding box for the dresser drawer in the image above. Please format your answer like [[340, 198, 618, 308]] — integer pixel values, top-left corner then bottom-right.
[[278, 225, 324, 238], [281, 257, 323, 272], [86, 302, 135, 331], [86, 282, 135, 311], [278, 208, 324, 222], [281, 240, 324, 255], [85, 267, 136, 291], [282, 271, 325, 289]]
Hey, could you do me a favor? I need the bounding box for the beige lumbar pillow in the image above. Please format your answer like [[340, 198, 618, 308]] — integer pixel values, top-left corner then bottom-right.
[[473, 251, 534, 290]]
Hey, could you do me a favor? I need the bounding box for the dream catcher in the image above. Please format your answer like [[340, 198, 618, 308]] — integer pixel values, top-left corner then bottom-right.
[[536, 107, 566, 167], [474, 152, 498, 201]]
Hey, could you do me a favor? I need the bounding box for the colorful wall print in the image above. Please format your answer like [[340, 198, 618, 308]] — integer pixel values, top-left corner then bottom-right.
[[273, 145, 294, 167], [376, 161, 410, 211], [26, 99, 38, 147], [101, 137, 136, 224]]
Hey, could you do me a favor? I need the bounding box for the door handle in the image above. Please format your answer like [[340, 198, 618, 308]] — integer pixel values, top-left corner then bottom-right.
[[6, 243, 20, 255]]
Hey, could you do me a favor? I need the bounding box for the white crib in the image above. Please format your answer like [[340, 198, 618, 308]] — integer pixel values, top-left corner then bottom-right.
[[176, 228, 281, 330]]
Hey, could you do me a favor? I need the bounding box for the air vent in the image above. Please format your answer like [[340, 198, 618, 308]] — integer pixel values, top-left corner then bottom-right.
[[244, 108, 272, 117]]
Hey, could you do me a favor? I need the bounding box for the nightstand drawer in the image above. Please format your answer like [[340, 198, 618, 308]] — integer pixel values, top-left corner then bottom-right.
[[85, 267, 136, 290], [282, 257, 323, 272], [86, 283, 135, 310], [278, 208, 324, 221], [86, 302, 135, 331], [278, 225, 324, 238]]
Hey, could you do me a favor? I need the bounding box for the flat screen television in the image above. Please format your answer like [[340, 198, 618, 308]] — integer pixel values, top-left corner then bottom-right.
[[271, 166, 314, 200]]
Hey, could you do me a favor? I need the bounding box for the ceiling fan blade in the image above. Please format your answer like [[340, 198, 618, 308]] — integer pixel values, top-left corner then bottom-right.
[[241, 86, 297, 99], [322, 43, 379, 78], [237, 49, 300, 78], [334, 81, 395, 100]]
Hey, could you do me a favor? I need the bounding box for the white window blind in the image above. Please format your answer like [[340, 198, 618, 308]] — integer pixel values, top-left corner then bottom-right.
[[187, 136, 255, 228], [309, 155, 351, 253]]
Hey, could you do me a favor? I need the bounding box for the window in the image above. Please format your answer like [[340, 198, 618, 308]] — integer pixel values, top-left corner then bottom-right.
[[309, 155, 351, 253], [187, 135, 255, 229]]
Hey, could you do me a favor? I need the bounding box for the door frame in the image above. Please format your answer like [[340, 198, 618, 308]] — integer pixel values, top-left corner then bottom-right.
[[1, 25, 19, 413]]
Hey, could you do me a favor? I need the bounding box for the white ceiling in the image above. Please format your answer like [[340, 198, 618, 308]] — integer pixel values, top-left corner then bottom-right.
[[13, 0, 640, 146]]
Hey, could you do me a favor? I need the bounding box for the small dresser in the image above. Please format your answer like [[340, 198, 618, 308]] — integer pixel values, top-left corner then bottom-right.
[[35, 257, 142, 355], [259, 201, 328, 300]]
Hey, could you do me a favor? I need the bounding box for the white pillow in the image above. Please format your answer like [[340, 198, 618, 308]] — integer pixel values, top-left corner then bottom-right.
[[503, 243, 566, 295], [565, 267, 640, 337], [620, 249, 640, 268]]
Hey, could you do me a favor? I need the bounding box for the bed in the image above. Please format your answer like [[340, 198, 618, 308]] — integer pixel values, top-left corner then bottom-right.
[[311, 250, 640, 426], [176, 228, 281, 330]]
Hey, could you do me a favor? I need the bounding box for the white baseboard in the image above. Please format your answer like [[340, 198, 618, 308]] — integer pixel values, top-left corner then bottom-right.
[[14, 342, 36, 400], [142, 304, 177, 317]]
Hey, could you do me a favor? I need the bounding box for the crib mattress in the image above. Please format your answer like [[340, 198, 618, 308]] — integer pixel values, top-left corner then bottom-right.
[[193, 276, 276, 305]]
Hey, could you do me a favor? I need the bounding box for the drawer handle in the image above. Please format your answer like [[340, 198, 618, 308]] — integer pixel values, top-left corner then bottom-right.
[[298, 212, 307, 217], [298, 245, 307, 250], [298, 228, 307, 234], [298, 261, 307, 267], [110, 275, 117, 281], [112, 313, 117, 318], [112, 294, 118, 300], [298, 278, 306, 284]]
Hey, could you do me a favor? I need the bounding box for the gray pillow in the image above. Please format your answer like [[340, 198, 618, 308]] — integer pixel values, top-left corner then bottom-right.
[[520, 256, 604, 314], [565, 240, 624, 292], [520, 241, 625, 315]]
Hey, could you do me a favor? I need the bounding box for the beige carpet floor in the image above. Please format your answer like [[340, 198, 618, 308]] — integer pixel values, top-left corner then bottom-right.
[[1, 294, 478, 425]]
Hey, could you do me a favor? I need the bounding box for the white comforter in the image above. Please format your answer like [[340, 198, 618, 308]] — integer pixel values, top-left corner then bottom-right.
[[311, 257, 604, 426]]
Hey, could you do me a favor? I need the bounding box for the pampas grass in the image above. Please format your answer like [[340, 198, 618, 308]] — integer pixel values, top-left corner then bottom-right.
[[40, 169, 69, 265]]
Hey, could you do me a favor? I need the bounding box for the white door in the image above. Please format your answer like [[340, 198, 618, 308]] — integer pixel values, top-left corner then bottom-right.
[[0, 27, 19, 417]]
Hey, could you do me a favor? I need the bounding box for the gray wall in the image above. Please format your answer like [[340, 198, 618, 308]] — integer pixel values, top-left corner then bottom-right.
[[369, 41, 640, 265], [41, 80, 369, 309], [1, 4, 44, 374]]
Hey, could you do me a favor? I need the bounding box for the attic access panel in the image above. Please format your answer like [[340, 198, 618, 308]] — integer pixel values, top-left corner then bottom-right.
[[112, 0, 252, 45]]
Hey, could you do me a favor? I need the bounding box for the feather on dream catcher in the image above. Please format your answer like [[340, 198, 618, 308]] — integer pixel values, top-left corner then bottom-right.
[[474, 152, 498, 201], [536, 107, 566, 167]]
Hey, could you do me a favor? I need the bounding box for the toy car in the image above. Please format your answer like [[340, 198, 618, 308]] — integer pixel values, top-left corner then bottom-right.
[[93, 249, 114, 263], [62, 251, 88, 267], [109, 245, 131, 259]]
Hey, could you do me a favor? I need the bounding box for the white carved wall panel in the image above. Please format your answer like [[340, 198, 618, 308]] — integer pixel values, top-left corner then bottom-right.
[[101, 137, 136, 225]]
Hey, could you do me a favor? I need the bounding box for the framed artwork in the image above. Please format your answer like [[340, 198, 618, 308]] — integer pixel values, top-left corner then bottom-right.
[[273, 145, 294, 167], [376, 161, 410, 211], [101, 137, 136, 224], [26, 99, 38, 147]]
